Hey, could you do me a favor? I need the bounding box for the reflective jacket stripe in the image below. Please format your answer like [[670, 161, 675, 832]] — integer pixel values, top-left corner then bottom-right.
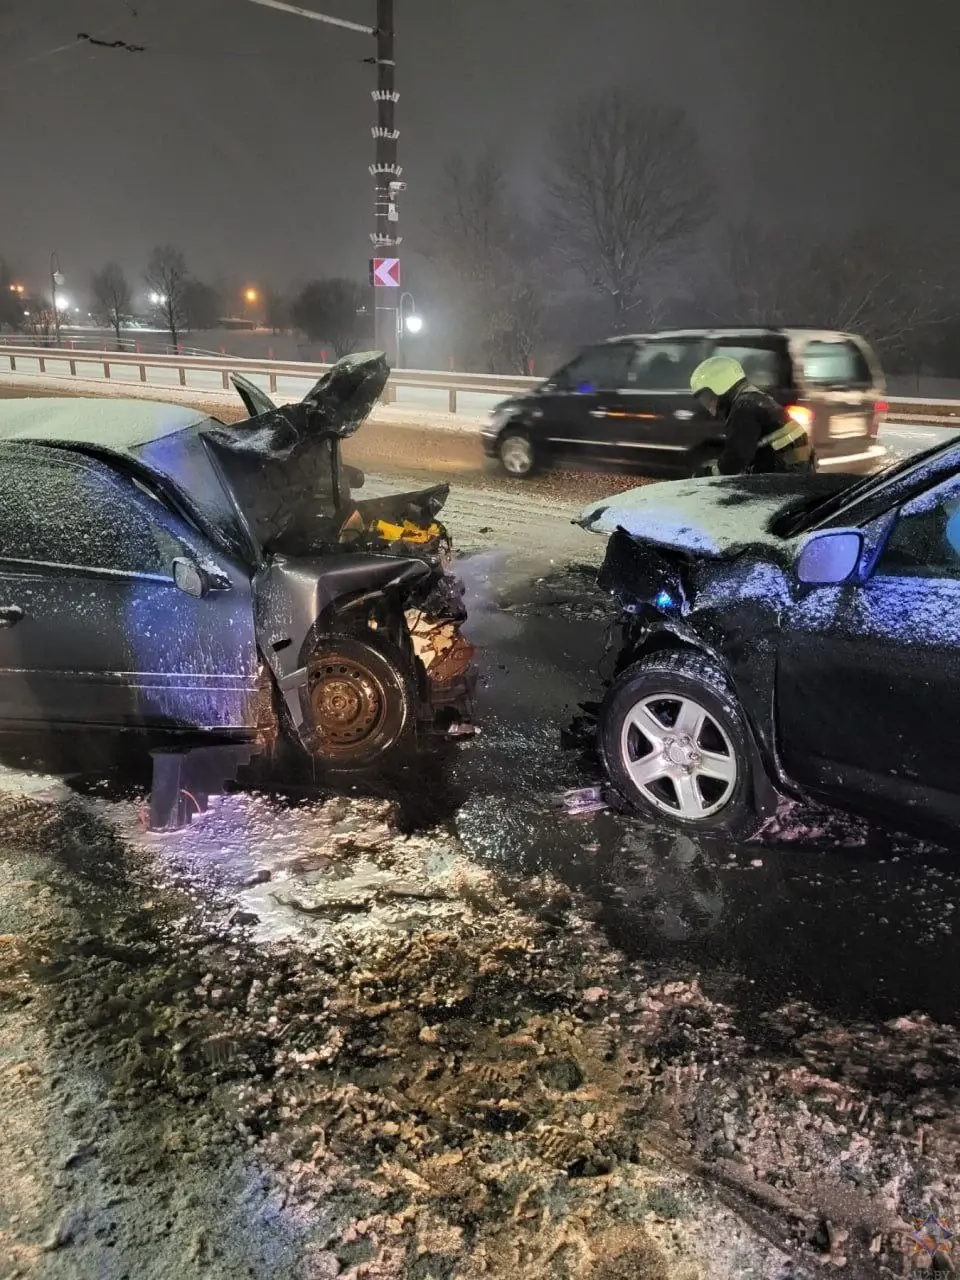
[[759, 421, 808, 451]]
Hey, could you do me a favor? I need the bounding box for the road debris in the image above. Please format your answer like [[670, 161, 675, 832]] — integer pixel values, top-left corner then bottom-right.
[[559, 785, 610, 816]]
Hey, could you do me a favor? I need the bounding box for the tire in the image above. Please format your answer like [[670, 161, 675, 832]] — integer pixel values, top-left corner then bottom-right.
[[497, 429, 538, 478], [599, 650, 763, 838], [298, 633, 416, 769]]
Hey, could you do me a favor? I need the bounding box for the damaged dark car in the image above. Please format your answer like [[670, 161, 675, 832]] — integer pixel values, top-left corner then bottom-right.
[[579, 438, 960, 840], [0, 354, 475, 770]]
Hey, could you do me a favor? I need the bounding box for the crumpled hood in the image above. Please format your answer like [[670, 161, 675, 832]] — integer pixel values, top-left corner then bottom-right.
[[201, 352, 390, 554], [579, 473, 851, 558]]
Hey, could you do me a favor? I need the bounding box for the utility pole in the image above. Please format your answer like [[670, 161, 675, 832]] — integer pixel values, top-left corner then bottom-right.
[[371, 0, 400, 367], [246, 0, 402, 367]]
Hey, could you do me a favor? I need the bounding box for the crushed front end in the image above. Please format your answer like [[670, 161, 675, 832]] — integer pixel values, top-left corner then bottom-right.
[[338, 486, 477, 737], [209, 353, 478, 759]]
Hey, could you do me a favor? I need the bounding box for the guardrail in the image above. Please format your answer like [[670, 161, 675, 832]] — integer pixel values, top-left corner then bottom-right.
[[876, 396, 960, 426], [0, 343, 533, 413], [2, 342, 960, 423]]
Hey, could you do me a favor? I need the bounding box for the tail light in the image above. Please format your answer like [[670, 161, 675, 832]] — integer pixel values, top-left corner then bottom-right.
[[786, 404, 813, 430], [870, 400, 889, 438]]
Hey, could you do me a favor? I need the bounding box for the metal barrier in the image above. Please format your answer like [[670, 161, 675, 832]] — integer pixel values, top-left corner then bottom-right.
[[2, 342, 960, 423], [0, 343, 534, 414]]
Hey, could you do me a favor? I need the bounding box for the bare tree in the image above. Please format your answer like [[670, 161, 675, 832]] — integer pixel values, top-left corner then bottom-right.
[[546, 88, 711, 327], [709, 222, 943, 371], [801, 230, 943, 368], [91, 262, 131, 349], [426, 152, 547, 372], [145, 245, 188, 348], [291, 278, 369, 357]]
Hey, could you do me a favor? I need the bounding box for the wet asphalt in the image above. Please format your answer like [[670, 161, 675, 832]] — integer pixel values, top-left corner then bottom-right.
[[430, 554, 960, 1034]]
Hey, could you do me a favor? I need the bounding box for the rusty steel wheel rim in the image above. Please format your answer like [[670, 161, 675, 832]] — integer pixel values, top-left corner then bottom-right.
[[310, 656, 387, 755]]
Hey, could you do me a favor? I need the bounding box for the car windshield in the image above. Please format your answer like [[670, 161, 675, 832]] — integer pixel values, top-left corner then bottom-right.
[[776, 437, 960, 536]]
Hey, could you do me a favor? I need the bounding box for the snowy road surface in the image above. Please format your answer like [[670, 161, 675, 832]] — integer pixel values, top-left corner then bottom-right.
[[0, 362, 955, 459]]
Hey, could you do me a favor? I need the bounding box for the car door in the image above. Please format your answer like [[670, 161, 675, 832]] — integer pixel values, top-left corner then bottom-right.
[[600, 338, 711, 471], [534, 342, 640, 462], [0, 447, 259, 732], [775, 476, 960, 826]]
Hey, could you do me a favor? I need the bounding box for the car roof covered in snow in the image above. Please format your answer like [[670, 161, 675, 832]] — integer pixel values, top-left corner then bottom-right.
[[0, 397, 213, 451]]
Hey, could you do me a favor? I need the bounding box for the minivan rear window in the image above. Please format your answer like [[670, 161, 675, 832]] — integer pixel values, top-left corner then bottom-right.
[[709, 341, 788, 391], [802, 340, 872, 390]]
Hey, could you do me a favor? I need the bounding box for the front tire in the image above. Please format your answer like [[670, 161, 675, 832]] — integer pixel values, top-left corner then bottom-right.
[[599, 650, 762, 837], [299, 633, 416, 769], [498, 429, 538, 478]]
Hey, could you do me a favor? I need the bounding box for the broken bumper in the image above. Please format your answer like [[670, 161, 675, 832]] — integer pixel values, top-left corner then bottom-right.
[[407, 608, 478, 734]]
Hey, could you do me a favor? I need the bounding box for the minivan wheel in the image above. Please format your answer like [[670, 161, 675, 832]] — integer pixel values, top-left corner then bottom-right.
[[599, 651, 762, 837], [498, 430, 537, 478], [300, 633, 415, 768]]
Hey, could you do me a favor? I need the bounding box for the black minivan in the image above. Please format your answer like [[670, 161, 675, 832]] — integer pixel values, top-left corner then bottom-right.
[[482, 327, 888, 478]]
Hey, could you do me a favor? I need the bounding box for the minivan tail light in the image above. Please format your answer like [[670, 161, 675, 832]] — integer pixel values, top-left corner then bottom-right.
[[870, 400, 889, 438], [787, 404, 813, 430]]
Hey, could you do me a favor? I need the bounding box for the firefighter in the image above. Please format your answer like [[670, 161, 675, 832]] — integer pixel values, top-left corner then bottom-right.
[[689, 355, 816, 476]]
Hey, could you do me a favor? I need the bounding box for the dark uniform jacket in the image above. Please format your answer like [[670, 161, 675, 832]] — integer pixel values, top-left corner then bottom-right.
[[713, 381, 816, 476]]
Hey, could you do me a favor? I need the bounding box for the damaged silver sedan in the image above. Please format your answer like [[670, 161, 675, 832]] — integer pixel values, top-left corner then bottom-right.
[[0, 354, 475, 769]]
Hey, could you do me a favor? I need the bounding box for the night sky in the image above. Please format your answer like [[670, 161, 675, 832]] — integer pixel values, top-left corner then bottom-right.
[[2, 0, 958, 296]]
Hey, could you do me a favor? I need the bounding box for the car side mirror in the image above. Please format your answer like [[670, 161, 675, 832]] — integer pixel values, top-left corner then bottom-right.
[[173, 557, 206, 598], [345, 464, 365, 489], [796, 529, 863, 585]]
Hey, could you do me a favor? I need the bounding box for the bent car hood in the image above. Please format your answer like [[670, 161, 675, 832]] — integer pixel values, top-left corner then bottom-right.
[[207, 353, 451, 557], [579, 473, 851, 558]]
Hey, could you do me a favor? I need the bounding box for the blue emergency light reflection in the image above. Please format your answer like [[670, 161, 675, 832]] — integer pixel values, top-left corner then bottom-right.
[[947, 508, 960, 556], [655, 589, 675, 610]]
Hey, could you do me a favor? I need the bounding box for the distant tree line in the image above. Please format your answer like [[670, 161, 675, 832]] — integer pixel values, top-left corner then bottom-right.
[[420, 85, 954, 376], [0, 84, 955, 374]]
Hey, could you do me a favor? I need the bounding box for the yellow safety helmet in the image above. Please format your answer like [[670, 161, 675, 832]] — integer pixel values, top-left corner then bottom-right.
[[690, 355, 746, 398]]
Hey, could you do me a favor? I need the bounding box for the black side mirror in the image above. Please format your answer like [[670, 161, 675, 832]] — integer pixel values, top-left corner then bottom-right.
[[173, 557, 206, 597], [173, 557, 232, 597], [796, 530, 863, 585]]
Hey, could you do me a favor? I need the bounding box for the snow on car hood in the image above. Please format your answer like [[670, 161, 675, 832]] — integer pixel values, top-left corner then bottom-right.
[[578, 475, 832, 557]]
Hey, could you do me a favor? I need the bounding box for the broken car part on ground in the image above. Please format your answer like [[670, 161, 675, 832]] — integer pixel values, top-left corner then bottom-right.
[[0, 355, 476, 807], [578, 439, 960, 840]]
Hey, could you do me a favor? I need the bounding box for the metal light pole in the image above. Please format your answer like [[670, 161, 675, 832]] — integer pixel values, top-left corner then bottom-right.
[[245, 0, 403, 368], [371, 0, 399, 368], [50, 252, 64, 345]]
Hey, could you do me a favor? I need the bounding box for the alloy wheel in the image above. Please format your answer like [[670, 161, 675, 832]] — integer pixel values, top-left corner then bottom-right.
[[500, 435, 534, 476], [619, 694, 738, 820]]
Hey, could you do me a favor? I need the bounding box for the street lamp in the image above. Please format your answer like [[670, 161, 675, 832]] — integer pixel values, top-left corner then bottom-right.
[[50, 252, 65, 345], [397, 292, 422, 368], [244, 287, 259, 323]]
